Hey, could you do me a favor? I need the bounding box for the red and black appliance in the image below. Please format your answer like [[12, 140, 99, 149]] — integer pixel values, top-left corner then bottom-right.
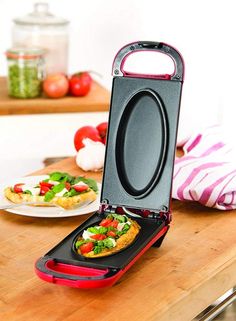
[[35, 41, 184, 289]]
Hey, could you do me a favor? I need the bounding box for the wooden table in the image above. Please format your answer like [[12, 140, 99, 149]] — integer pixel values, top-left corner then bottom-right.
[[1, 157, 236, 321], [0, 77, 110, 115]]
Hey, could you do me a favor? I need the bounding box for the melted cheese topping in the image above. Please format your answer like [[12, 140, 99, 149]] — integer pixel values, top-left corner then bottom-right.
[[55, 188, 68, 197], [21, 185, 40, 196]]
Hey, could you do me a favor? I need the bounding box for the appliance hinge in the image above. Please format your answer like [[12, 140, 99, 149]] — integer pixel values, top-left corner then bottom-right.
[[104, 205, 117, 214], [146, 208, 171, 223]]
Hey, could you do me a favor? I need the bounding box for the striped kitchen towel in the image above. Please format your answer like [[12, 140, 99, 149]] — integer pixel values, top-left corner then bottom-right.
[[173, 126, 236, 210]]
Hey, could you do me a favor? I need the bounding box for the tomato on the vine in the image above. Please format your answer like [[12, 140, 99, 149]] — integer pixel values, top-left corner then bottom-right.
[[69, 72, 92, 97], [96, 122, 108, 138], [74, 126, 102, 151]]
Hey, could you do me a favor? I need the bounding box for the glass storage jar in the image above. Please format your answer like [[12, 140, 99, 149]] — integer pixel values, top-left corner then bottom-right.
[[12, 2, 69, 75], [6, 48, 45, 98]]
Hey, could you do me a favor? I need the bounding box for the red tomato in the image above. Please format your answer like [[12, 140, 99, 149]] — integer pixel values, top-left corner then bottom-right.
[[40, 185, 50, 196], [99, 218, 113, 227], [107, 231, 116, 238], [13, 183, 24, 193], [65, 182, 71, 190], [69, 72, 92, 97], [43, 73, 69, 98], [108, 220, 119, 228], [73, 184, 88, 192], [96, 122, 108, 138], [102, 136, 106, 145], [80, 242, 94, 254], [74, 126, 102, 151], [90, 234, 107, 241], [39, 181, 54, 188]]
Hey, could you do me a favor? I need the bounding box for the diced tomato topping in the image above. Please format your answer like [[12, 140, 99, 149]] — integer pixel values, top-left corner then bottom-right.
[[13, 183, 24, 193], [90, 234, 107, 241], [108, 220, 119, 228], [80, 242, 94, 254], [107, 230, 116, 238], [99, 218, 113, 227], [73, 184, 88, 192], [40, 185, 50, 196], [65, 182, 71, 190], [39, 181, 54, 188]]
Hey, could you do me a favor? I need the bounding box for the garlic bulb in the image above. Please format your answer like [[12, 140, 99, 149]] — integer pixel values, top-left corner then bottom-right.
[[76, 138, 105, 171]]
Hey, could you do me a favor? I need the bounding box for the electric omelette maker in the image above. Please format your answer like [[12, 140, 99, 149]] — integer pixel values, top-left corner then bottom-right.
[[35, 41, 184, 289]]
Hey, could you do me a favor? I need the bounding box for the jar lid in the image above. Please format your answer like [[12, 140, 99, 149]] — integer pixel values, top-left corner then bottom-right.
[[6, 47, 46, 60], [13, 3, 69, 26]]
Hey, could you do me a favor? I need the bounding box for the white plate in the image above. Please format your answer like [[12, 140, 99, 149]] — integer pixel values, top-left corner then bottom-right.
[[0, 175, 101, 218]]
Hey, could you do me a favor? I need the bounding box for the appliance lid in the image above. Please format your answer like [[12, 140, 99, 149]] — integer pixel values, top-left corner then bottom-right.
[[101, 41, 184, 213]]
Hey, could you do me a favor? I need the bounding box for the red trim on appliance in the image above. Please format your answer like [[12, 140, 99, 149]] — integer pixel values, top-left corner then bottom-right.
[[35, 266, 120, 289], [35, 225, 169, 289], [45, 261, 109, 277], [119, 49, 174, 80], [112, 41, 184, 81]]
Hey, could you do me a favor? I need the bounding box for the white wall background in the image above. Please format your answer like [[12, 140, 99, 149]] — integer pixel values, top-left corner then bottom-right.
[[0, 0, 236, 181]]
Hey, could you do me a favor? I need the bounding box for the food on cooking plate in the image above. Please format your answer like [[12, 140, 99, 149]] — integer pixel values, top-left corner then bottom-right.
[[43, 73, 69, 98], [4, 172, 98, 210], [75, 213, 141, 258]]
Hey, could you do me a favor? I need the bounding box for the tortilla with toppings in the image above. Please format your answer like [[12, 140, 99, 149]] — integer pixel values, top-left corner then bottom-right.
[[75, 213, 141, 258], [4, 172, 98, 210]]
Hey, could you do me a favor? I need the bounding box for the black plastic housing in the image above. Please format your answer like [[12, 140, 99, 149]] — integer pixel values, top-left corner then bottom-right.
[[101, 76, 182, 212], [36, 213, 166, 270]]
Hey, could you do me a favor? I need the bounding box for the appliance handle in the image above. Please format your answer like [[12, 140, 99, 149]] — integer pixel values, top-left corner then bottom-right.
[[112, 41, 184, 81], [35, 257, 119, 281]]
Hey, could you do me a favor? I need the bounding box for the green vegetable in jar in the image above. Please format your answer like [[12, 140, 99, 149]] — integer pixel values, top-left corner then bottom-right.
[[8, 63, 42, 98]]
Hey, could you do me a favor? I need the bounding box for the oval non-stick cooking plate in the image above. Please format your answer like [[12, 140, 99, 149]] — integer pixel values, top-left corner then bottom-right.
[[115, 89, 168, 199]]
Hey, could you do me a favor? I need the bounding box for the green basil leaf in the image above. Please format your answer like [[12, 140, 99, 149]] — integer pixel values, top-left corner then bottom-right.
[[75, 240, 86, 248], [49, 172, 63, 181], [44, 190, 55, 202], [87, 226, 108, 235], [24, 190, 32, 195], [87, 226, 100, 234], [61, 172, 75, 183], [52, 183, 65, 193], [117, 223, 130, 236], [111, 214, 127, 223], [97, 240, 105, 247], [63, 188, 79, 197], [93, 246, 102, 254], [74, 177, 98, 193], [98, 227, 108, 234], [103, 238, 115, 248], [123, 223, 130, 231]]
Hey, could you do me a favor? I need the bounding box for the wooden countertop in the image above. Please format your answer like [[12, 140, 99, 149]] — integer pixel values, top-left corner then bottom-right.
[[0, 77, 110, 115], [1, 157, 236, 321]]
